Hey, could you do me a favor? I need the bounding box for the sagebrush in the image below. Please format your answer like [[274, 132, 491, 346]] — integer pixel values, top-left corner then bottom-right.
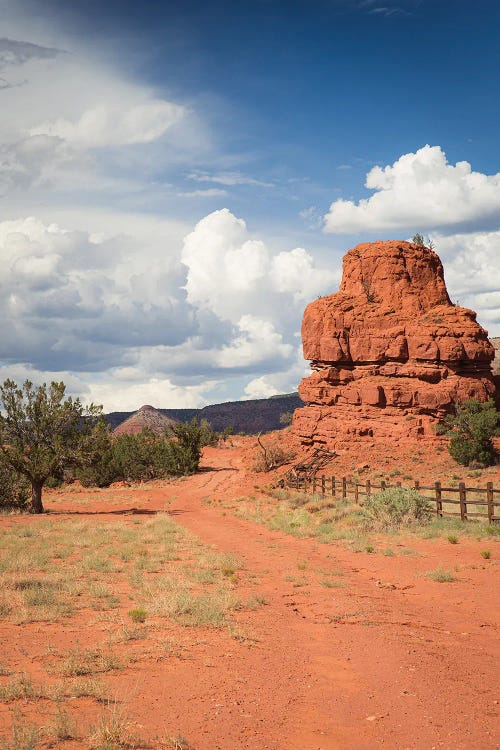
[[360, 487, 432, 531]]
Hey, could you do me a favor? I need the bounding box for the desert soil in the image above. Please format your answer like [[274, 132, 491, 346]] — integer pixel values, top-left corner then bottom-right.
[[0, 439, 499, 750]]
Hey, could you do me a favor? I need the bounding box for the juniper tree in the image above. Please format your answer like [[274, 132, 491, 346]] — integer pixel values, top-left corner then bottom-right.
[[0, 379, 106, 513], [438, 398, 499, 467]]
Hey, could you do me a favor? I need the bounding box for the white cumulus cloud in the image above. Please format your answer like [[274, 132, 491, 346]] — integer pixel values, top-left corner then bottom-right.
[[324, 145, 500, 234], [182, 208, 337, 323], [433, 229, 500, 335]]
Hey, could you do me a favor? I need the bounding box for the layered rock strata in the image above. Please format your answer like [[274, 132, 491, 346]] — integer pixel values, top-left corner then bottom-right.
[[293, 241, 496, 448]]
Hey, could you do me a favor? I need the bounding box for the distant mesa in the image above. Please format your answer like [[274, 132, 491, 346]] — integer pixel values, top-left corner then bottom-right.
[[293, 240, 496, 449], [106, 394, 303, 435], [113, 405, 178, 436]]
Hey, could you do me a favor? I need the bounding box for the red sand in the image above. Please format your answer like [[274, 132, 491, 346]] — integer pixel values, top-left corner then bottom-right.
[[0, 440, 498, 749]]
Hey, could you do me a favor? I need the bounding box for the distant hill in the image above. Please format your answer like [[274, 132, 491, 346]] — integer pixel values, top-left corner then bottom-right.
[[113, 405, 178, 436], [492, 337, 500, 375], [105, 393, 303, 435]]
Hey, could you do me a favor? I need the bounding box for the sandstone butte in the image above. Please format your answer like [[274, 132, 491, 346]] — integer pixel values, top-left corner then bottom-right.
[[293, 240, 497, 449]]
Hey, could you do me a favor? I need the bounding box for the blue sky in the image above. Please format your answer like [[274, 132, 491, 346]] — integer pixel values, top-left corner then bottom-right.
[[0, 0, 499, 410]]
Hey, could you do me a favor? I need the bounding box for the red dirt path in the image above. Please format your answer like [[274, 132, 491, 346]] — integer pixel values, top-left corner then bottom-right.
[[1, 442, 499, 749]]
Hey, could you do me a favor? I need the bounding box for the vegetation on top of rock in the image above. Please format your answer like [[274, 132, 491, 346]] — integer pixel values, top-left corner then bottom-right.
[[411, 232, 434, 249], [437, 398, 499, 467]]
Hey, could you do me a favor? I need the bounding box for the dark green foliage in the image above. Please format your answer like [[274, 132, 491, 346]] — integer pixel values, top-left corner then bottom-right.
[[411, 232, 434, 249], [0, 380, 105, 513], [166, 417, 207, 475], [198, 418, 218, 448], [438, 399, 499, 467], [112, 430, 164, 482], [78, 418, 211, 486], [0, 462, 30, 511]]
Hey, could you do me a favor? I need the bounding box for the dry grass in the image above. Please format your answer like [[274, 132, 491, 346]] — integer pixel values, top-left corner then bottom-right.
[[0, 508, 257, 746], [227, 486, 500, 550], [55, 646, 124, 677], [87, 704, 141, 750]]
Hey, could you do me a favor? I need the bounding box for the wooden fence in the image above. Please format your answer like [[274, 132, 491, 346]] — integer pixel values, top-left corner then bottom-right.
[[287, 475, 500, 524]]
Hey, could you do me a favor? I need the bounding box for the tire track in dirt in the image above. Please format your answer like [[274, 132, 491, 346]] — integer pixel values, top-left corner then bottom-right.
[[162, 449, 499, 750]]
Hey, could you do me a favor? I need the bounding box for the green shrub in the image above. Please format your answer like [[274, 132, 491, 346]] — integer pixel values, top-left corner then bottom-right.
[[360, 487, 432, 531], [165, 418, 205, 475], [77, 418, 210, 486], [0, 463, 30, 511], [426, 567, 457, 583], [128, 608, 148, 623], [438, 398, 499, 467]]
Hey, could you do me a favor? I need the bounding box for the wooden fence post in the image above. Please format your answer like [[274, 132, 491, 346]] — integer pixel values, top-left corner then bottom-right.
[[381, 480, 386, 491], [321, 475, 326, 495], [434, 481, 443, 517], [342, 477, 347, 500], [312, 476, 317, 495], [487, 482, 494, 524], [459, 482, 467, 521], [354, 483, 359, 504], [331, 476, 336, 497], [366, 479, 371, 497], [414, 480, 420, 491]]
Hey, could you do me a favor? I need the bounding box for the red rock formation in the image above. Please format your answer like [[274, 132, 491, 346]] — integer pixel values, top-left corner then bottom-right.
[[294, 241, 496, 448]]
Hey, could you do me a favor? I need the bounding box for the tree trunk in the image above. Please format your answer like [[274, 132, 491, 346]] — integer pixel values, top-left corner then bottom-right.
[[30, 481, 44, 514]]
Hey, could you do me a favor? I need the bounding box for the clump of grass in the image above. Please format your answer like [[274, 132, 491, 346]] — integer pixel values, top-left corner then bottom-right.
[[319, 579, 344, 588], [88, 705, 137, 750], [45, 703, 79, 742], [0, 711, 39, 750], [128, 608, 148, 623], [57, 646, 123, 676], [167, 735, 196, 750], [425, 567, 457, 583], [447, 534, 458, 544], [481, 550, 491, 559], [365, 545, 375, 554], [485, 525, 500, 536], [64, 677, 108, 702], [360, 488, 432, 532], [147, 579, 238, 628], [115, 625, 149, 642], [0, 674, 45, 702]]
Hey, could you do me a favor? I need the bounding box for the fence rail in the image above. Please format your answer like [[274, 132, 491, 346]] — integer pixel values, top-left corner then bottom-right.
[[286, 474, 500, 524]]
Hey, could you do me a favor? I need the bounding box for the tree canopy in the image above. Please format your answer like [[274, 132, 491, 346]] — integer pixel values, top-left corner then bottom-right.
[[0, 380, 105, 513], [438, 398, 499, 467]]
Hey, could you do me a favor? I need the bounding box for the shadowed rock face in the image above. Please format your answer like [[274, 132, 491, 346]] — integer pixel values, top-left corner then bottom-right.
[[294, 241, 496, 447]]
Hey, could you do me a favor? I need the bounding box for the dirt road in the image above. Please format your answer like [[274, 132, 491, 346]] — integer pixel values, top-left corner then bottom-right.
[[156, 446, 499, 750], [1, 444, 498, 749]]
